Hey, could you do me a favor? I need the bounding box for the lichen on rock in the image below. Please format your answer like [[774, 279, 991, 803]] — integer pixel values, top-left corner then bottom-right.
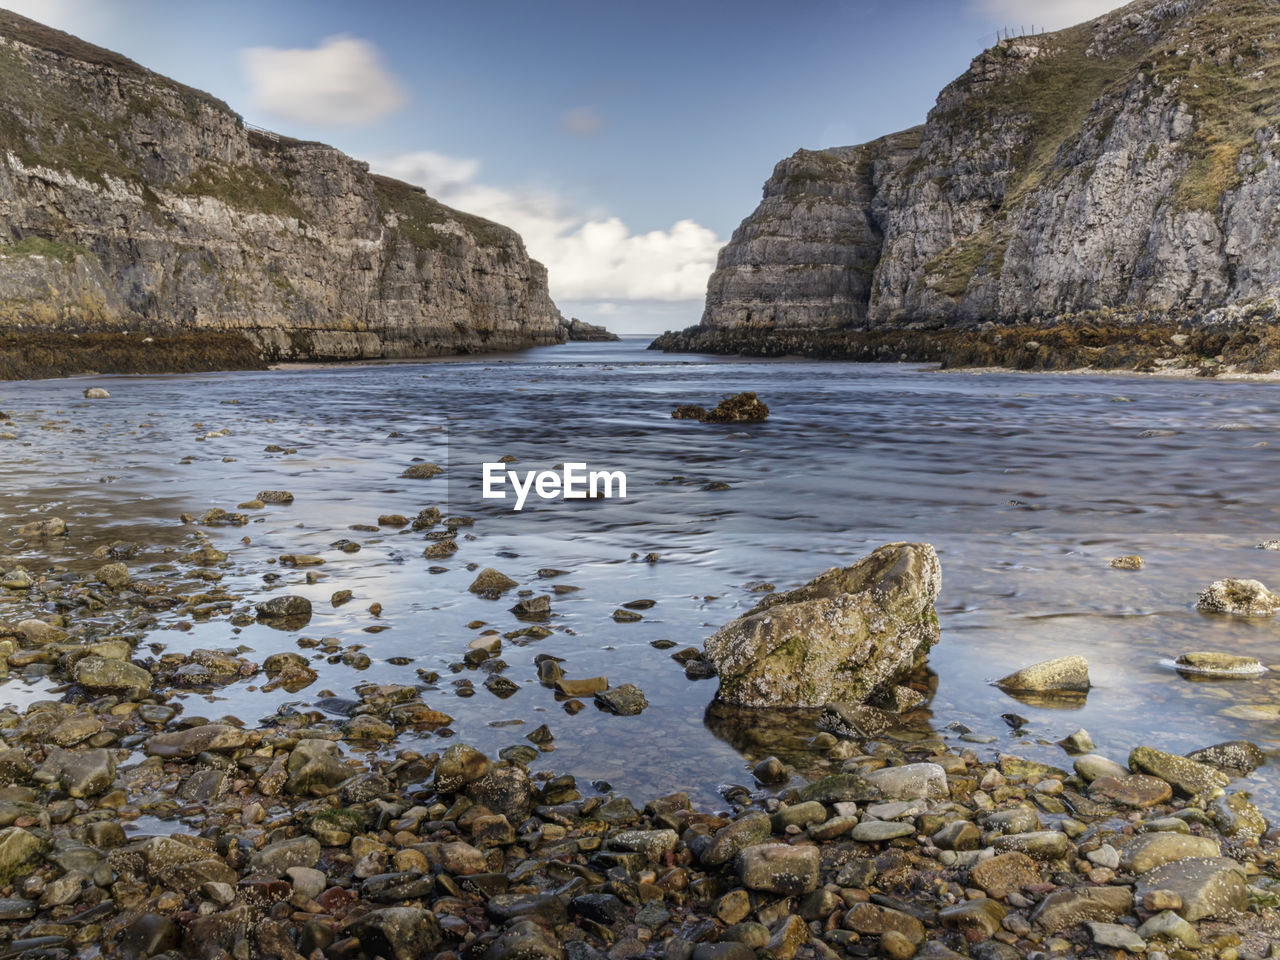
[[703, 542, 941, 707]]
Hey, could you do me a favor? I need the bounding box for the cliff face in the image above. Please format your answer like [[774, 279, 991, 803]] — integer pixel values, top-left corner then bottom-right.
[[695, 0, 1280, 336], [0, 11, 571, 362]]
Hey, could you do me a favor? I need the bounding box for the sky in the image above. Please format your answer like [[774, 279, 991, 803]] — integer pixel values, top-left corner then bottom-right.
[[6, 0, 1127, 333]]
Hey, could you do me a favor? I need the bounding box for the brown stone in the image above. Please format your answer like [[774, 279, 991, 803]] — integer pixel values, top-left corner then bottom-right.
[[969, 852, 1039, 900], [843, 903, 925, 945], [1087, 774, 1173, 808]]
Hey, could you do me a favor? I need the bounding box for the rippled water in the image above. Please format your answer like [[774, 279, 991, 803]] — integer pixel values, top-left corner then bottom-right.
[[2, 338, 1279, 811]]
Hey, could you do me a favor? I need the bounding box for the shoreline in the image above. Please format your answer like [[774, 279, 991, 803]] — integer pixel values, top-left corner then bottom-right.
[[0, 494, 1275, 957], [647, 320, 1280, 379]]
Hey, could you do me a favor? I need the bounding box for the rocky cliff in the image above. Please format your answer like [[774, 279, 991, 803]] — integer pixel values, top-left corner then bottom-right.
[[0, 10, 583, 373], [663, 0, 1280, 355]]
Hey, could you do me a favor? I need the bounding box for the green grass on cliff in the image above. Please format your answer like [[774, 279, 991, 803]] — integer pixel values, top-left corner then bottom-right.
[[936, 23, 1140, 207], [925, 0, 1280, 297], [1, 236, 91, 264], [0, 10, 227, 113], [180, 165, 309, 222], [1148, 0, 1280, 212], [371, 174, 514, 258], [0, 11, 304, 220]]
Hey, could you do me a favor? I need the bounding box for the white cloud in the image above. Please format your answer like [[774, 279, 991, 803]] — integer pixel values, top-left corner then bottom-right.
[[375, 152, 722, 303], [241, 35, 405, 126], [973, 0, 1127, 30], [559, 106, 604, 136]]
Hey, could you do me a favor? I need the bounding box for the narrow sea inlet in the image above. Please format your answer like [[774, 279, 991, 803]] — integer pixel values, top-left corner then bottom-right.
[[2, 338, 1278, 817]]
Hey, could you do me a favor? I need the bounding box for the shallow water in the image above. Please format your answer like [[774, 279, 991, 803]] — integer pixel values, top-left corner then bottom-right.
[[2, 338, 1279, 811]]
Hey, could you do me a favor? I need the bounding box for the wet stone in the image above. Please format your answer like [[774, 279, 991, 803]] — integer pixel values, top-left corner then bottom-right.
[[842, 902, 925, 945], [608, 829, 677, 859], [511, 595, 551, 619], [145, 724, 249, 758], [1119, 832, 1220, 873], [1196, 578, 1280, 616], [736, 843, 820, 895], [0, 828, 44, 882], [991, 830, 1070, 860], [851, 820, 915, 843], [1137, 910, 1200, 947], [995, 655, 1090, 693], [1210, 792, 1267, 838], [1073, 753, 1129, 783], [932, 820, 980, 851], [470, 568, 518, 597], [1129, 746, 1229, 797], [1186, 739, 1266, 774], [701, 812, 772, 867], [435, 743, 492, 792], [51, 748, 115, 798], [1030, 886, 1134, 934], [119, 913, 180, 959], [939, 898, 1006, 938], [345, 907, 442, 960], [1174, 651, 1267, 677], [753, 756, 787, 784], [95, 562, 130, 589], [255, 595, 312, 618], [797, 772, 880, 804], [400, 462, 444, 479], [74, 657, 151, 697], [1087, 921, 1147, 952], [1134, 857, 1248, 921], [865, 762, 947, 799], [557, 676, 608, 697], [970, 852, 1039, 900], [595, 683, 648, 716], [1088, 774, 1173, 808], [285, 739, 352, 795]]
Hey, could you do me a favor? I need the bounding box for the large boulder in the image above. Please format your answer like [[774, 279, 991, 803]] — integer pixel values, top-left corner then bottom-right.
[[703, 542, 941, 707]]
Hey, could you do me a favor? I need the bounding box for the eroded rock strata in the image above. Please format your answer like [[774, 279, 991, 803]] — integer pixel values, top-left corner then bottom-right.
[[658, 0, 1280, 371], [0, 11, 585, 377]]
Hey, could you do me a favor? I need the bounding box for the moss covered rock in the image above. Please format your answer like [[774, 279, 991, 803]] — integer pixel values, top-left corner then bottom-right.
[[703, 542, 941, 706]]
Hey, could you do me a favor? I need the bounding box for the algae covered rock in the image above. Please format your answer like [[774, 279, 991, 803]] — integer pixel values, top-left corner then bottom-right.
[[671, 392, 770, 423], [995, 655, 1090, 694], [1195, 578, 1279, 616], [703, 542, 941, 706]]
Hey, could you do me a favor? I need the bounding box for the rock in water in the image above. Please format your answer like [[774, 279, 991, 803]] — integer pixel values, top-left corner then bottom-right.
[[1109, 555, 1143, 570], [702, 542, 941, 706], [468, 568, 518, 597], [255, 595, 312, 619], [82, 387, 109, 399], [400, 462, 443, 479], [672, 392, 770, 423], [995, 656, 1090, 693], [1174, 652, 1267, 677], [595, 684, 648, 716], [1195, 578, 1280, 616]]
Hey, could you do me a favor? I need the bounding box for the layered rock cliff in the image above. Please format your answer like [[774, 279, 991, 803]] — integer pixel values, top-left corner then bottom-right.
[[666, 0, 1280, 350], [0, 10, 581, 368]]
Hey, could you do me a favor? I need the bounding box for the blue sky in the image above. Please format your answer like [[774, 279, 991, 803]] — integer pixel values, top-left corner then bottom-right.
[[8, 0, 1125, 332]]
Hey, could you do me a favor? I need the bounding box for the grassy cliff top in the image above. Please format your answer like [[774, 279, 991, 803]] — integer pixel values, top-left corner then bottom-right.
[[928, 0, 1280, 212], [371, 174, 519, 252], [0, 8, 232, 115]]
